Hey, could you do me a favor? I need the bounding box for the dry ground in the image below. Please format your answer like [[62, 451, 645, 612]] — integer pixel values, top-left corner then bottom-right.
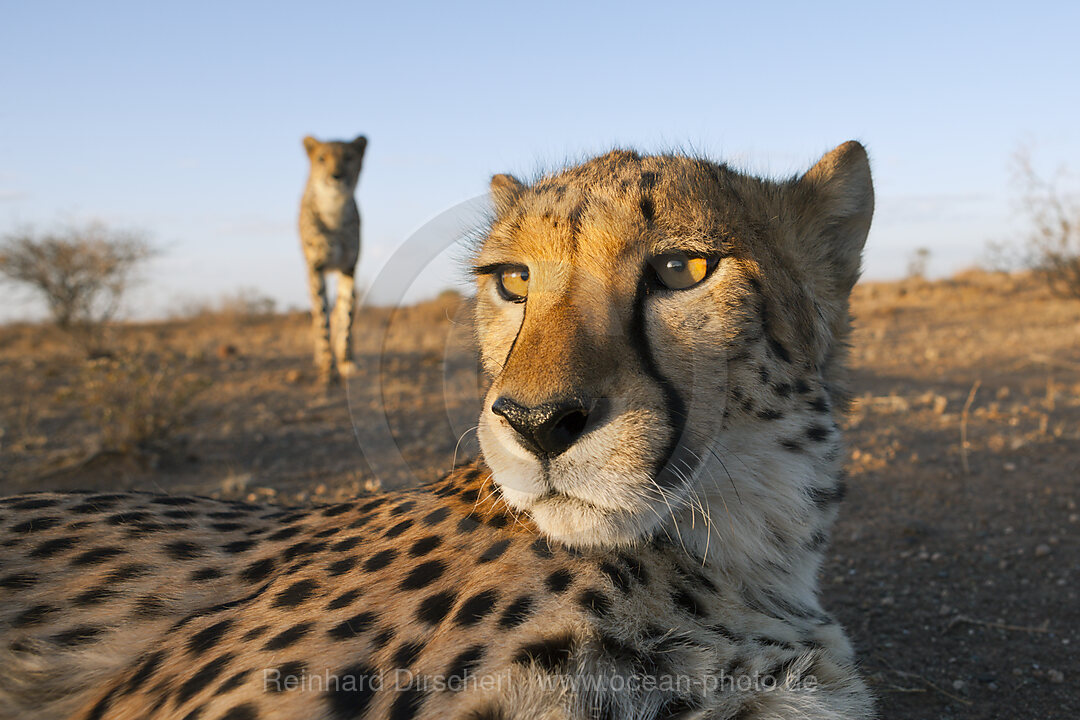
[[0, 271, 1077, 718]]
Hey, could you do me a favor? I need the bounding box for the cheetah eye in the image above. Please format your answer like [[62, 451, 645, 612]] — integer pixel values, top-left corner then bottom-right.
[[649, 252, 714, 290], [494, 266, 529, 303]]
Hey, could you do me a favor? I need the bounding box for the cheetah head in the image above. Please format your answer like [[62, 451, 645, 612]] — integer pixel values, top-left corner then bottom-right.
[[474, 142, 873, 550], [303, 134, 367, 190]]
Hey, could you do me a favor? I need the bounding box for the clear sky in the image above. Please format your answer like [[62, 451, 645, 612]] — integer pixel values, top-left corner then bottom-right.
[[2, 0, 1078, 319]]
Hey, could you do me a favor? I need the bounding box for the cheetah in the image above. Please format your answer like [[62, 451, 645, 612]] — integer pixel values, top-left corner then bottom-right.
[[299, 134, 367, 383], [0, 141, 876, 719]]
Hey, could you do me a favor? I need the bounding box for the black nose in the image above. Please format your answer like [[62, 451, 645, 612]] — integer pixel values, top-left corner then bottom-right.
[[332, 172, 345, 181], [491, 396, 590, 457]]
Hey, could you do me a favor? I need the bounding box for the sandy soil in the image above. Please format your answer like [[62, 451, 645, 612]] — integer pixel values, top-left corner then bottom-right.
[[0, 271, 1077, 718]]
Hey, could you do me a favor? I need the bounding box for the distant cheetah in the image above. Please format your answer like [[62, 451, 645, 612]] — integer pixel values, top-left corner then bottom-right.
[[299, 134, 367, 383], [0, 141, 875, 719]]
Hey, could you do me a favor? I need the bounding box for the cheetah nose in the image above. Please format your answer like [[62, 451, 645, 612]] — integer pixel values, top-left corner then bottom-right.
[[491, 396, 590, 457], [332, 172, 345, 181]]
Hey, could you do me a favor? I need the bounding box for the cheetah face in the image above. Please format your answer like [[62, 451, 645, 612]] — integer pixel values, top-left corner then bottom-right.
[[303, 134, 367, 189], [474, 144, 873, 549]]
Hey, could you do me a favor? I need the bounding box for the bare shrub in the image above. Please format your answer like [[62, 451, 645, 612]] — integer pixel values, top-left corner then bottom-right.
[[76, 352, 209, 460], [1011, 148, 1080, 298], [0, 223, 156, 354], [906, 247, 931, 280], [173, 288, 277, 322]]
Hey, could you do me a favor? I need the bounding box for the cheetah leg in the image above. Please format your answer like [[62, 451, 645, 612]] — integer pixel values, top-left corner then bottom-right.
[[306, 264, 336, 382], [332, 269, 357, 377]]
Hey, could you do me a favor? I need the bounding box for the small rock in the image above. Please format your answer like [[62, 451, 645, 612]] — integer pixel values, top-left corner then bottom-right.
[[216, 343, 239, 359], [284, 369, 304, 384], [952, 680, 965, 691], [933, 395, 948, 414], [1047, 669, 1064, 684], [880, 596, 895, 606], [1034, 544, 1051, 558]]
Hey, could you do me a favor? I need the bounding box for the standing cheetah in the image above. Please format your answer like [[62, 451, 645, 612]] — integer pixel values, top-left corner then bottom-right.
[[0, 141, 876, 719], [299, 134, 367, 383]]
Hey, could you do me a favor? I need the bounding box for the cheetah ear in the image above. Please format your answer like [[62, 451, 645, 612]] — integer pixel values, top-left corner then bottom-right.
[[795, 141, 874, 294], [351, 136, 368, 157], [490, 174, 525, 215], [303, 136, 320, 156]]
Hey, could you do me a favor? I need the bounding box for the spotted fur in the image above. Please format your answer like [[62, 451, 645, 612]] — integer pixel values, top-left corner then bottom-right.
[[0, 142, 875, 719]]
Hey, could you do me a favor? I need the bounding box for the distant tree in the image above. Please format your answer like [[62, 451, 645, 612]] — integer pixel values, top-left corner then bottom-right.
[[906, 247, 931, 280], [0, 222, 156, 354], [1011, 147, 1080, 299]]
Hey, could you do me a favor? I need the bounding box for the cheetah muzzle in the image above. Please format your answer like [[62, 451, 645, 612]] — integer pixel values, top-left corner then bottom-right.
[[0, 142, 875, 720]]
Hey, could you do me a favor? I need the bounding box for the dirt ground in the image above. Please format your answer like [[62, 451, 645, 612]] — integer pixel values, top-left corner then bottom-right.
[[0, 271, 1077, 718]]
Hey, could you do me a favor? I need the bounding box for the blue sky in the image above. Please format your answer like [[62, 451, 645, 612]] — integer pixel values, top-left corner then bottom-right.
[[1, 0, 1078, 319]]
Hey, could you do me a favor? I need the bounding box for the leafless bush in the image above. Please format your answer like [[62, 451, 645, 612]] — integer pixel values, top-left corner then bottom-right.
[[906, 247, 931, 280], [0, 223, 155, 354], [173, 288, 277, 322], [76, 352, 209, 459], [1011, 148, 1080, 298]]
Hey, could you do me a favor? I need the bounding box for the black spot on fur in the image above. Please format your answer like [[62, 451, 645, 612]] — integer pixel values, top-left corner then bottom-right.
[[72, 585, 117, 606], [223, 540, 255, 554], [455, 589, 498, 626], [12, 603, 56, 627], [388, 685, 426, 720], [133, 595, 169, 618], [408, 535, 441, 557], [416, 590, 457, 625], [577, 589, 611, 617], [0, 572, 38, 589], [773, 382, 793, 397], [126, 650, 167, 693], [190, 567, 223, 582], [273, 579, 319, 608], [327, 556, 358, 576], [598, 561, 631, 593], [530, 537, 553, 559], [385, 519, 413, 538], [401, 559, 446, 590], [513, 633, 576, 673], [106, 511, 153, 526], [486, 514, 509, 529], [322, 503, 354, 517], [188, 619, 234, 656], [390, 501, 416, 516], [372, 627, 395, 649], [757, 408, 783, 421], [673, 589, 708, 618], [239, 558, 275, 583], [392, 640, 425, 668], [618, 554, 649, 586], [806, 424, 831, 442], [331, 536, 362, 552], [53, 625, 104, 647], [29, 535, 78, 558], [421, 506, 450, 526], [210, 523, 243, 532], [781, 439, 804, 453], [11, 516, 62, 533], [807, 481, 847, 507], [241, 625, 268, 642], [328, 611, 377, 641], [498, 595, 535, 628], [445, 645, 485, 691], [808, 396, 830, 413], [283, 540, 327, 561], [213, 668, 251, 696], [218, 703, 258, 720], [477, 538, 511, 564], [325, 663, 377, 720], [545, 568, 573, 594], [358, 497, 387, 513], [326, 588, 362, 610], [456, 514, 481, 533], [10, 498, 60, 510], [176, 652, 234, 704], [152, 496, 198, 506], [266, 526, 302, 542], [164, 540, 204, 560], [263, 622, 313, 651], [364, 548, 396, 572], [347, 514, 372, 530]]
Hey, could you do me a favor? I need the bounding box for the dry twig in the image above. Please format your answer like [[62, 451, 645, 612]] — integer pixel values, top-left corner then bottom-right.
[[960, 379, 981, 474]]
